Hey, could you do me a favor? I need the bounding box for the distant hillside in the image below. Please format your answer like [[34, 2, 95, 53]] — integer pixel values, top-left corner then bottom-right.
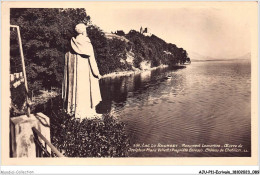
[[190, 51, 250, 62]]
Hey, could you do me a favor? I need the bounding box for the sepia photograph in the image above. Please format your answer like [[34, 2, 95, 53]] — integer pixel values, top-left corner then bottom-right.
[[1, 1, 258, 166]]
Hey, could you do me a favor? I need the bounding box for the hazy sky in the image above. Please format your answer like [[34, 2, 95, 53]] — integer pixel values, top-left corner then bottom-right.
[[84, 2, 256, 59]]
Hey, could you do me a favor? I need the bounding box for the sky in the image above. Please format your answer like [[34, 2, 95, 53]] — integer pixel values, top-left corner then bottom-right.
[[84, 2, 257, 59]]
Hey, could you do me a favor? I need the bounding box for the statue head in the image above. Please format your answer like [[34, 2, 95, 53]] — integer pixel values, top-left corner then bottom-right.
[[75, 23, 87, 34]]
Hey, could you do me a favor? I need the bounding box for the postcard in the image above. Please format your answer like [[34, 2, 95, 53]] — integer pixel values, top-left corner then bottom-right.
[[1, 1, 258, 165]]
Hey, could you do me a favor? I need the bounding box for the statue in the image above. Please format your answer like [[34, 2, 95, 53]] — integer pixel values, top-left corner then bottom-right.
[[62, 23, 102, 120]]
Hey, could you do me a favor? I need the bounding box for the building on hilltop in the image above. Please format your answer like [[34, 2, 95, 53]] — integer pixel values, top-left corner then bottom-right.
[[140, 26, 152, 36]]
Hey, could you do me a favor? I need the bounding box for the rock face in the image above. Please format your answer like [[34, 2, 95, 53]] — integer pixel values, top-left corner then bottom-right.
[[140, 60, 151, 70], [104, 32, 129, 42], [10, 113, 50, 157]]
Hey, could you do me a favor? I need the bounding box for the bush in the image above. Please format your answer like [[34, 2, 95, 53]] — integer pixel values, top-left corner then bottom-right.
[[10, 84, 27, 117], [50, 107, 130, 157]]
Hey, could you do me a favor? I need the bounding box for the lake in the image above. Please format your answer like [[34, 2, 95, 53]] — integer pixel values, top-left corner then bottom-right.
[[36, 59, 251, 157], [98, 59, 251, 157]]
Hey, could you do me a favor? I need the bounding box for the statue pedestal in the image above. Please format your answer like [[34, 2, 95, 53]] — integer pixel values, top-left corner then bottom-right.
[[10, 113, 50, 157]]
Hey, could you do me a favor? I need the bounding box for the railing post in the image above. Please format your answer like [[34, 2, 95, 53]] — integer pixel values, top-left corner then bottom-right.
[[10, 25, 31, 117], [32, 127, 64, 157]]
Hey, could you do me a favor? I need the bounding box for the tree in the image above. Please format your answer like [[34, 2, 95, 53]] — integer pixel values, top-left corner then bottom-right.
[[10, 8, 91, 91], [115, 30, 125, 36]]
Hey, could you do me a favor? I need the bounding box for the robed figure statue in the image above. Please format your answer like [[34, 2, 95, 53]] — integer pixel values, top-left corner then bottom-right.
[[62, 23, 102, 120]]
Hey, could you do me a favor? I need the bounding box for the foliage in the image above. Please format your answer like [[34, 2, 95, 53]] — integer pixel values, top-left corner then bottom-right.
[[10, 84, 27, 117], [87, 26, 131, 74], [86, 25, 110, 75], [10, 29, 23, 73], [125, 30, 190, 68], [49, 98, 130, 157], [10, 8, 90, 91]]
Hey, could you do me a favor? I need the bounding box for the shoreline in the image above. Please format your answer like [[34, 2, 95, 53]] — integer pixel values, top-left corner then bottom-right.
[[29, 63, 184, 107], [101, 64, 169, 79]]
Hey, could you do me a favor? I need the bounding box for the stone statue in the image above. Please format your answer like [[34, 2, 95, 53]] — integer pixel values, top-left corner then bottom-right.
[[62, 23, 102, 120]]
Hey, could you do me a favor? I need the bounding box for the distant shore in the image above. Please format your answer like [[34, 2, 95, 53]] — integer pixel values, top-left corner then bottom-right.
[[192, 58, 250, 62], [102, 64, 169, 79]]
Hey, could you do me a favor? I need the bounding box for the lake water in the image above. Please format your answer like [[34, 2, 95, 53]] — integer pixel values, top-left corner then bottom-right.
[[36, 59, 251, 157], [98, 60, 251, 157]]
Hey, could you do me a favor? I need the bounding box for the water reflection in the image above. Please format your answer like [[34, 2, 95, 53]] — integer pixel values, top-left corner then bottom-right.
[[98, 60, 250, 157], [98, 66, 184, 115]]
